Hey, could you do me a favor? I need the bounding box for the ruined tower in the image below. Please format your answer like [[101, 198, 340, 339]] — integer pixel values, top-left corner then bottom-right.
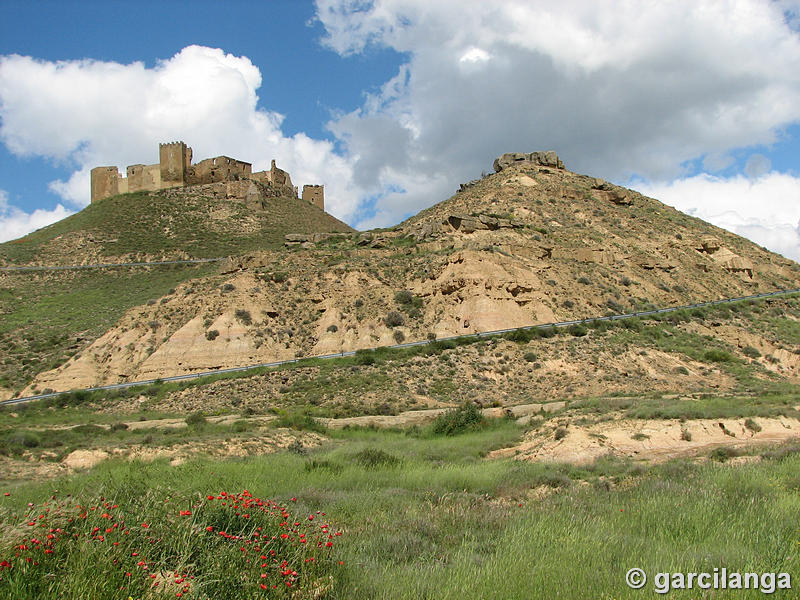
[[90, 166, 124, 203], [302, 184, 324, 211], [159, 141, 192, 188]]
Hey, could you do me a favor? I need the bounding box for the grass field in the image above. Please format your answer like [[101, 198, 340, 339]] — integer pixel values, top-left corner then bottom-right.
[[1, 419, 798, 599]]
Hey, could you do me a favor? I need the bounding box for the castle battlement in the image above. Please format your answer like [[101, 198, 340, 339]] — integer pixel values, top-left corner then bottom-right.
[[90, 142, 324, 211]]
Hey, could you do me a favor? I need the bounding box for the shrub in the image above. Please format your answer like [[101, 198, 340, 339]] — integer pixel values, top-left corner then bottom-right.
[[536, 471, 572, 488], [185, 411, 207, 427], [568, 324, 588, 337], [562, 299, 575, 309], [710, 447, 737, 462], [745, 418, 762, 433], [394, 290, 414, 305], [742, 346, 761, 359], [352, 448, 400, 468], [680, 428, 692, 441], [354, 349, 376, 365], [553, 427, 568, 440], [231, 420, 254, 433], [704, 349, 733, 363], [274, 411, 326, 433], [271, 271, 288, 283], [326, 324, 338, 333], [235, 309, 252, 325], [523, 352, 538, 362], [384, 311, 405, 327], [354, 298, 364, 308], [393, 329, 406, 344], [432, 403, 486, 436], [577, 276, 591, 285], [205, 329, 219, 341], [674, 366, 690, 375], [221, 283, 235, 292]]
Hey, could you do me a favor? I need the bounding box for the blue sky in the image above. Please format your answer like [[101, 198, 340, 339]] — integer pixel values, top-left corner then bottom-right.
[[1, 0, 799, 260]]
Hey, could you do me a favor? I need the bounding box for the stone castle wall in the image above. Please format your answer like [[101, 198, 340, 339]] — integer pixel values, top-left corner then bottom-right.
[[90, 142, 318, 209]]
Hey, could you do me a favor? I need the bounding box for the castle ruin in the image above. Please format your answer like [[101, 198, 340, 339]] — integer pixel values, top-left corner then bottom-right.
[[90, 142, 324, 211]]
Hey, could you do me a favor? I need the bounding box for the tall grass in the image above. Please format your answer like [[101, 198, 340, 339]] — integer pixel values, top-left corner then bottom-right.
[[2, 429, 799, 599]]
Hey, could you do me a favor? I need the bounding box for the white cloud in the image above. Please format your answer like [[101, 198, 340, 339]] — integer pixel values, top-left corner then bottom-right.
[[0, 190, 73, 243], [0, 46, 362, 221], [635, 172, 800, 261], [316, 0, 800, 227]]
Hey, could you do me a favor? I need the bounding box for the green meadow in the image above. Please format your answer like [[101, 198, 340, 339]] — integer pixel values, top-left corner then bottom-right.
[[1, 418, 798, 599]]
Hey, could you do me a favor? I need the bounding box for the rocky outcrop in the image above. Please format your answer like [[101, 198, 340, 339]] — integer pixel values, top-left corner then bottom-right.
[[591, 180, 633, 206], [410, 213, 522, 240], [493, 151, 564, 172]]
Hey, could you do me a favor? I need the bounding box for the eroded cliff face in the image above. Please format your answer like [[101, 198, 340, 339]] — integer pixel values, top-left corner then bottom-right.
[[23, 156, 800, 394]]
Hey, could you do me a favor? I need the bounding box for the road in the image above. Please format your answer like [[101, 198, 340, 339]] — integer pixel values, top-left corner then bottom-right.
[[2, 286, 799, 407]]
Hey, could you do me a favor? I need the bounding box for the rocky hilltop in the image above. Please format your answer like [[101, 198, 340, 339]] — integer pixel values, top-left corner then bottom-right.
[[7, 152, 800, 397]]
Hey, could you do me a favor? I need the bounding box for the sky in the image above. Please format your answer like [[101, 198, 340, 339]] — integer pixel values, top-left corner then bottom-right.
[[1, 0, 799, 260]]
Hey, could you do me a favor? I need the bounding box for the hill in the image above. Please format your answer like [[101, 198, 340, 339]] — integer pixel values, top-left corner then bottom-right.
[[0, 182, 353, 397], [8, 152, 799, 398], [0, 182, 353, 266]]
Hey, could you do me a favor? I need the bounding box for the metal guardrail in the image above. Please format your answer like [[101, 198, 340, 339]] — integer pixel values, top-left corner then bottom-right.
[[2, 287, 799, 407], [0, 258, 225, 272]]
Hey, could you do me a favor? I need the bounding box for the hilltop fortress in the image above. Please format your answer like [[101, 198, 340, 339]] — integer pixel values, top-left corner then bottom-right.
[[90, 141, 324, 211]]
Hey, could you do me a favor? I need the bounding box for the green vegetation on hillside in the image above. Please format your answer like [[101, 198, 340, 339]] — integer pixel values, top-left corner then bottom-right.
[[0, 189, 352, 264], [0, 264, 215, 392]]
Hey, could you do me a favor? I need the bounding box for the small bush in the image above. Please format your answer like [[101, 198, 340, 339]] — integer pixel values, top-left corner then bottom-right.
[[385, 311, 405, 327], [288, 439, 307, 455], [704, 349, 733, 363], [554, 427, 568, 441], [577, 276, 591, 285], [393, 329, 406, 344], [231, 420, 254, 433], [536, 471, 572, 488], [221, 283, 235, 292], [568, 324, 588, 337], [352, 448, 400, 468], [354, 298, 364, 308], [271, 272, 288, 283], [742, 346, 761, 359], [631, 432, 650, 441], [680, 428, 692, 441], [326, 324, 338, 333], [235, 309, 252, 325], [394, 290, 414, 305], [354, 349, 376, 365], [432, 403, 486, 436], [745, 418, 762, 433], [674, 366, 690, 375], [185, 411, 207, 427], [710, 446, 737, 462], [205, 329, 219, 341], [523, 352, 538, 362], [274, 411, 326, 433]]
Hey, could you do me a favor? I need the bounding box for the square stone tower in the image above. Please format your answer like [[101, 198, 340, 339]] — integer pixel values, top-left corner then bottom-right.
[[302, 184, 324, 211], [159, 141, 192, 187]]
